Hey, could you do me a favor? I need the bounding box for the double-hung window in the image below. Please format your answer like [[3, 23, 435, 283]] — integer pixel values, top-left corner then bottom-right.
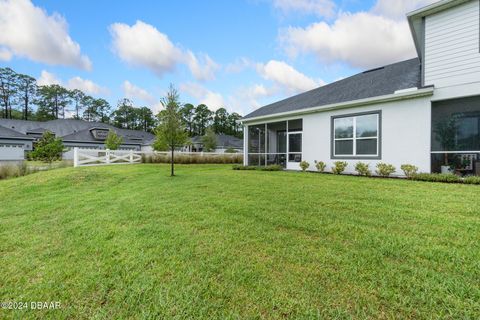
[[332, 111, 381, 158]]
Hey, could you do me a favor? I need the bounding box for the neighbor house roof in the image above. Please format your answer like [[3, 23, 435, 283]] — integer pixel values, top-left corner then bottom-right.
[[0, 125, 35, 140], [242, 58, 423, 121], [0, 119, 154, 145], [191, 134, 243, 149]]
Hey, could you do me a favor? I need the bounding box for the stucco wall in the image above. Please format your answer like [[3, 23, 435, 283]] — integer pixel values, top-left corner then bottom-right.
[[301, 97, 432, 175]]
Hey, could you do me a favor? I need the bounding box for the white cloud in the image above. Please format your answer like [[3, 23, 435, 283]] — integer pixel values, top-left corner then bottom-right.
[[36, 70, 108, 95], [110, 20, 219, 81], [278, 0, 437, 69], [67, 77, 109, 95], [225, 57, 255, 74], [122, 80, 162, 112], [257, 60, 322, 93], [272, 0, 336, 18], [37, 70, 61, 86], [372, 0, 437, 20], [122, 80, 155, 104], [279, 12, 416, 69], [180, 82, 226, 111], [0, 0, 91, 70], [185, 51, 219, 81], [110, 21, 182, 76]]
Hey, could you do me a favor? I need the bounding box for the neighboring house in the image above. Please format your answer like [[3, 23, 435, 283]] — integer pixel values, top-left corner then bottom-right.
[[186, 134, 243, 153], [241, 0, 480, 176], [0, 119, 155, 160]]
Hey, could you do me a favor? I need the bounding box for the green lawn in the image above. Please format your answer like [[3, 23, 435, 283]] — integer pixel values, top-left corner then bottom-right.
[[1, 164, 479, 319]]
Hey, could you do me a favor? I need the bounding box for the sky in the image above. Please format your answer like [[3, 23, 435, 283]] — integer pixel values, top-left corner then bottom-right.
[[0, 0, 437, 116]]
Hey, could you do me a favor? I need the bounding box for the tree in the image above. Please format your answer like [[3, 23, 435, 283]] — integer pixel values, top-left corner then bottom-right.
[[30, 131, 64, 163], [112, 98, 135, 129], [0, 67, 18, 119], [35, 85, 70, 119], [92, 98, 111, 123], [153, 85, 188, 176], [136, 107, 156, 132], [105, 130, 123, 150], [16, 74, 37, 120], [70, 89, 85, 119], [180, 103, 196, 136], [213, 107, 229, 134], [193, 104, 213, 136], [228, 112, 243, 137], [81, 95, 96, 121], [202, 127, 217, 152]]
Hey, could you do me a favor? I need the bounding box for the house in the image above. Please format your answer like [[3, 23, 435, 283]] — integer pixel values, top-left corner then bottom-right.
[[0, 119, 155, 161], [186, 133, 243, 153], [241, 0, 480, 176]]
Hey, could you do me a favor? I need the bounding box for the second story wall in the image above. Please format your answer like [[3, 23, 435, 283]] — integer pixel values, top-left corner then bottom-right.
[[424, 0, 480, 88]]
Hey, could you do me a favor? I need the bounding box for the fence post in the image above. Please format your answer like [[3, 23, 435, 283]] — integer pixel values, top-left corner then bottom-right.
[[130, 150, 133, 163], [106, 149, 110, 164], [73, 147, 78, 167]]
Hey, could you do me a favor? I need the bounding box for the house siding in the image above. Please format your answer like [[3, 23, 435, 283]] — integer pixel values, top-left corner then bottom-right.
[[424, 0, 480, 88]]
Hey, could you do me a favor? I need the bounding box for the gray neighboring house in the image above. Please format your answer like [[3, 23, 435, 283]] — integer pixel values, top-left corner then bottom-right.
[[186, 133, 243, 153], [0, 119, 155, 161]]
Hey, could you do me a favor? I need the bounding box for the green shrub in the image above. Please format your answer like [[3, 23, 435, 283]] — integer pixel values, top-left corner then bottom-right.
[[411, 173, 461, 183], [299, 161, 310, 172], [464, 176, 480, 185], [355, 162, 371, 176], [232, 165, 283, 171], [331, 161, 348, 174], [314, 160, 326, 172], [224, 148, 237, 153], [400, 164, 419, 178], [262, 165, 283, 171], [376, 163, 396, 177]]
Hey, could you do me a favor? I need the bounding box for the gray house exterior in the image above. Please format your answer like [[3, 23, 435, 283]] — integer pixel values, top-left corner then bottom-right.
[[0, 119, 155, 161], [241, 0, 480, 175]]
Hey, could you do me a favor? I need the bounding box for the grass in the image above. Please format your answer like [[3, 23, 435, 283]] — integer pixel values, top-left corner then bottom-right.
[[0, 164, 479, 319]]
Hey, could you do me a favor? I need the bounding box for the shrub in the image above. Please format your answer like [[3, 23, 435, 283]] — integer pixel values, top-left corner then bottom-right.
[[232, 165, 283, 171], [464, 176, 480, 185], [262, 165, 283, 171], [376, 163, 396, 177], [105, 130, 123, 150], [30, 131, 64, 163], [299, 161, 310, 172], [331, 161, 348, 175], [0, 162, 30, 180], [355, 162, 371, 176], [411, 173, 461, 183], [314, 160, 326, 172], [400, 164, 419, 178]]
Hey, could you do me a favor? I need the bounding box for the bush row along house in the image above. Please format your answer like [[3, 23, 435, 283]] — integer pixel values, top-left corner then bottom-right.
[[0, 119, 155, 161], [241, 0, 480, 176]]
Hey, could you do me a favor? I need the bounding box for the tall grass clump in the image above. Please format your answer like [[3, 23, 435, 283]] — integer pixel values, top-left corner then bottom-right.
[[0, 162, 38, 180], [144, 153, 243, 164]]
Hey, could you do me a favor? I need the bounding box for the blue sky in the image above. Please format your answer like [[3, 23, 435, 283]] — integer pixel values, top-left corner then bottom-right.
[[0, 0, 435, 116]]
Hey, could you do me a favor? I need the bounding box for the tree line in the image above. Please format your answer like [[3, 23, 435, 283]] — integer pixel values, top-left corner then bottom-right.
[[0, 67, 243, 137]]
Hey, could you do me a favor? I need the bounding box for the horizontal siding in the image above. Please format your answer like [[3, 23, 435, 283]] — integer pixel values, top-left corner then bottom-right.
[[424, 0, 480, 88]]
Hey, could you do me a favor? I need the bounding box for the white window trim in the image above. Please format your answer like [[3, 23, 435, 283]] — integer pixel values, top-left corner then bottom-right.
[[332, 111, 381, 159]]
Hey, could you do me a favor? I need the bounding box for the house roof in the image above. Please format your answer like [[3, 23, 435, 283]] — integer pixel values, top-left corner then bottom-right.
[[0, 119, 154, 145], [242, 58, 422, 121], [0, 125, 35, 140], [191, 134, 243, 149]]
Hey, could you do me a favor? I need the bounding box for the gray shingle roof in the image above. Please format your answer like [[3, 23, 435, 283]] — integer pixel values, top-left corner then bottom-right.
[[191, 134, 243, 149], [243, 58, 422, 120], [0, 125, 34, 140], [0, 119, 154, 145]]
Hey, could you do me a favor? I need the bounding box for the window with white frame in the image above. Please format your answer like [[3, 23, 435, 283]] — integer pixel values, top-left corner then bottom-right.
[[332, 112, 380, 158]]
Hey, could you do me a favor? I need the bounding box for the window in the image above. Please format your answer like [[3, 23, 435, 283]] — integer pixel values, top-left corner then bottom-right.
[[332, 112, 380, 158]]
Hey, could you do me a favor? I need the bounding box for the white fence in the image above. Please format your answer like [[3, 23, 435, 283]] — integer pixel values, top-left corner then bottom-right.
[[73, 148, 142, 167]]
